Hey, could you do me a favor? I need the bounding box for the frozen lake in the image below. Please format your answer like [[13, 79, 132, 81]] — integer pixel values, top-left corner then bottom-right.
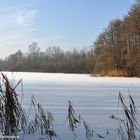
[[2, 72, 140, 140]]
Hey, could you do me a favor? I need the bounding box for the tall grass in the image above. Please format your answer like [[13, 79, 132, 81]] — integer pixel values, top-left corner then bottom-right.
[[28, 95, 56, 140], [0, 73, 57, 139], [66, 101, 104, 140], [0, 73, 27, 137], [110, 93, 140, 140]]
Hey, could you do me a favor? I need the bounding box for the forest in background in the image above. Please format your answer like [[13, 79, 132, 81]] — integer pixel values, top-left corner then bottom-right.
[[0, 1, 140, 77]]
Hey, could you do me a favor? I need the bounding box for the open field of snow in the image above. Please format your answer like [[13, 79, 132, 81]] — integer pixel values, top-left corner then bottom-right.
[[1, 72, 140, 140]]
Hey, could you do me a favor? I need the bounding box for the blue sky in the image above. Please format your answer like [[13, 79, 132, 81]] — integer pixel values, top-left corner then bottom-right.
[[0, 0, 134, 58]]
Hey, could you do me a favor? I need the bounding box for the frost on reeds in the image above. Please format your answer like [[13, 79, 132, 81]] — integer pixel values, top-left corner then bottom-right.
[[66, 101, 80, 139], [67, 101, 104, 140], [0, 73, 56, 140], [82, 118, 104, 140], [110, 92, 140, 140], [27, 95, 56, 140], [0, 73, 27, 137]]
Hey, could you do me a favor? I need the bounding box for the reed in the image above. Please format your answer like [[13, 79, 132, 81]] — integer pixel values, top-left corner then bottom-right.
[[0, 73, 27, 139], [110, 92, 140, 140], [66, 101, 104, 140], [0, 73, 56, 140], [27, 95, 56, 140]]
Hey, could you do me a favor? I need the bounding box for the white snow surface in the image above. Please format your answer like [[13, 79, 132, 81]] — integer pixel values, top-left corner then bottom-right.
[[2, 71, 140, 84], [1, 72, 140, 140]]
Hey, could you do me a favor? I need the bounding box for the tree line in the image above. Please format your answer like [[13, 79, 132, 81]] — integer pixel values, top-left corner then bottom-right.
[[0, 42, 92, 73], [92, 1, 140, 77], [0, 1, 140, 76]]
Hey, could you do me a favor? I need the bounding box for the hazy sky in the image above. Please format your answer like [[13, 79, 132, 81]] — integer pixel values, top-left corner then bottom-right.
[[0, 0, 134, 58]]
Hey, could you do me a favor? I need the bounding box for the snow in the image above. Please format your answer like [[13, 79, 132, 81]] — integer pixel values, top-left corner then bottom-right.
[[1, 72, 140, 140], [2, 71, 140, 84]]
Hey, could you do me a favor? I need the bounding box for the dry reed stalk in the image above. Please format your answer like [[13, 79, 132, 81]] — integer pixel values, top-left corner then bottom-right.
[[66, 101, 104, 140], [66, 101, 80, 139], [111, 92, 140, 140], [0, 73, 27, 137], [27, 95, 56, 140]]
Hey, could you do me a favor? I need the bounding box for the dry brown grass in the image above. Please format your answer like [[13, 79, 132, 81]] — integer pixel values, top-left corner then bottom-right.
[[100, 69, 129, 77]]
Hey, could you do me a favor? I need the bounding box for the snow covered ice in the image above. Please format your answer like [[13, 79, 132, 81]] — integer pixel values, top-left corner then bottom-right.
[[2, 72, 140, 140]]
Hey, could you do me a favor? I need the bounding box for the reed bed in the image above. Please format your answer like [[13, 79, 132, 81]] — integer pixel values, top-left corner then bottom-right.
[[0, 73, 27, 138]]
